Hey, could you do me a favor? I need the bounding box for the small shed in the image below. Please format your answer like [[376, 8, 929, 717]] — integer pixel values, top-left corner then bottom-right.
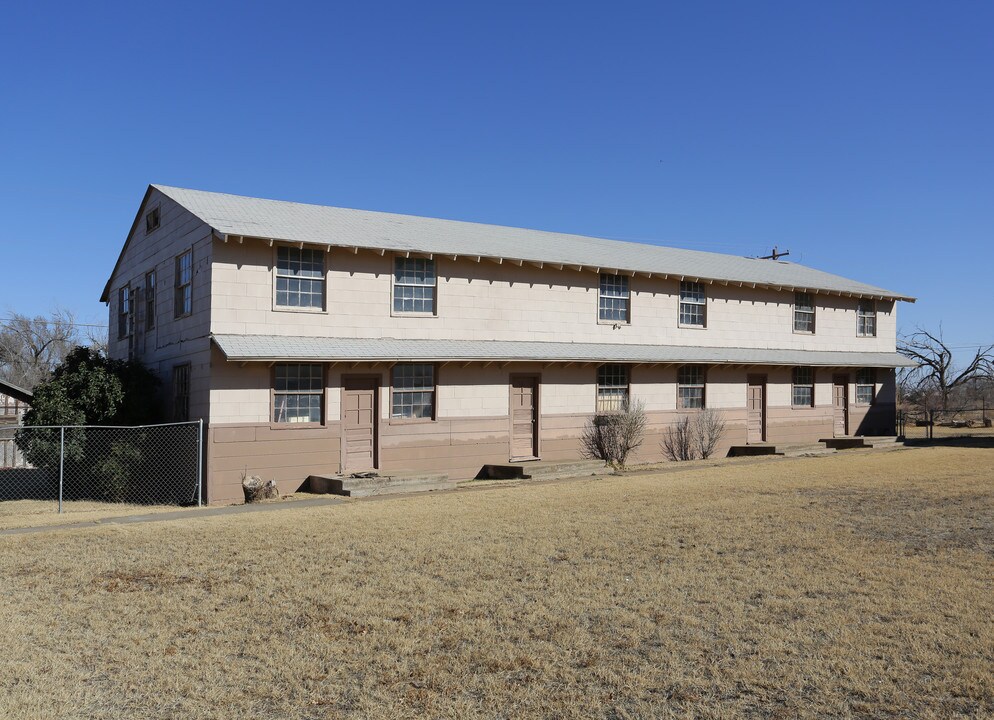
[[0, 379, 32, 426]]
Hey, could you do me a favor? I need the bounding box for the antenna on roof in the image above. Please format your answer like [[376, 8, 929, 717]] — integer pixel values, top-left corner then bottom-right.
[[759, 246, 790, 260]]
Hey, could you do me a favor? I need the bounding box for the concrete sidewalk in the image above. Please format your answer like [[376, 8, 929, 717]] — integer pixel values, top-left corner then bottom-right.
[[0, 495, 348, 536]]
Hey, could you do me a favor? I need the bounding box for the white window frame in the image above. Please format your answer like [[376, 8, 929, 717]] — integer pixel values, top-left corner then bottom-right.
[[596, 364, 630, 412], [856, 368, 876, 405], [174, 249, 193, 318], [677, 365, 706, 409], [391, 363, 436, 420], [857, 300, 876, 337], [275, 246, 326, 311], [598, 274, 630, 324], [792, 367, 815, 407], [679, 282, 706, 327], [272, 363, 324, 424], [392, 257, 437, 316], [793, 292, 815, 334]]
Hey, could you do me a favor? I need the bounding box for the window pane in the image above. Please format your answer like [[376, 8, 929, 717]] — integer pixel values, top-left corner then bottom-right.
[[599, 274, 629, 322], [393, 258, 437, 313], [392, 364, 435, 418]]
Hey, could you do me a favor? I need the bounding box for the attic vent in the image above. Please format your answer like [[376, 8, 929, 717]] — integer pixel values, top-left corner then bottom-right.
[[145, 207, 161, 233]]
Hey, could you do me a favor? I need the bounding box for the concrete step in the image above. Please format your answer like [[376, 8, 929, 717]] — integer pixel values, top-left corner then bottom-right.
[[477, 459, 607, 482], [308, 471, 455, 498], [820, 437, 871, 450], [727, 444, 783, 457]]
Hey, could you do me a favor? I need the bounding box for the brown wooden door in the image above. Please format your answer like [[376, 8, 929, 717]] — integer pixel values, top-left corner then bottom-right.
[[833, 375, 848, 437], [510, 376, 539, 460], [343, 377, 378, 472], [747, 375, 766, 443]]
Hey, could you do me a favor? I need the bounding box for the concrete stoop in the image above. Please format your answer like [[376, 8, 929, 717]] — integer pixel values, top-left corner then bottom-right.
[[819, 436, 902, 451], [308, 471, 455, 498], [476, 459, 607, 482], [727, 444, 784, 457]]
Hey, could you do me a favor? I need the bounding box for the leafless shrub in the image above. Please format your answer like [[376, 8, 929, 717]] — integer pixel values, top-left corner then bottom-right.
[[580, 398, 647, 468], [662, 416, 696, 461], [663, 409, 727, 462], [694, 408, 727, 459]]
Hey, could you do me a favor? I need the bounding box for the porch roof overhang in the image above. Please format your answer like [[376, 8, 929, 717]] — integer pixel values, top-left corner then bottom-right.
[[212, 334, 917, 369]]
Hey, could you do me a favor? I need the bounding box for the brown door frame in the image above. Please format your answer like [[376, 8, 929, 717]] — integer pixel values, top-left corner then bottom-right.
[[340, 374, 381, 472], [747, 373, 767, 443], [508, 373, 541, 461], [833, 373, 849, 437]]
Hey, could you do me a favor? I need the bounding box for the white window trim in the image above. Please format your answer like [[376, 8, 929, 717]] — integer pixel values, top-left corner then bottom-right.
[[857, 301, 877, 338], [272, 245, 328, 314], [678, 282, 707, 329], [793, 292, 816, 335], [390, 255, 439, 318], [597, 274, 631, 325]]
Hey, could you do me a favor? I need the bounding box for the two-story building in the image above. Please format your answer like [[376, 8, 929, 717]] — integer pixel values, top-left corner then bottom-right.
[[102, 185, 915, 503]]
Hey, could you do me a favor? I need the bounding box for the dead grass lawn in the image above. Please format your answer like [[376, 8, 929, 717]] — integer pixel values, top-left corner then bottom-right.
[[1, 446, 992, 718]]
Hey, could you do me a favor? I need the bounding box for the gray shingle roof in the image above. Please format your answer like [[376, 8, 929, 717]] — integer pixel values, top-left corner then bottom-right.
[[212, 334, 916, 368], [155, 185, 914, 302]]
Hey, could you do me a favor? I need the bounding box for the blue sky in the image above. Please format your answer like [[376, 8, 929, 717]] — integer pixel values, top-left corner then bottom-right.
[[1, 1, 991, 351]]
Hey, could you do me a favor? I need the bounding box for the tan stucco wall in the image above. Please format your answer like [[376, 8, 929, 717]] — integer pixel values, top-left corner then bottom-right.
[[209, 243, 898, 353]]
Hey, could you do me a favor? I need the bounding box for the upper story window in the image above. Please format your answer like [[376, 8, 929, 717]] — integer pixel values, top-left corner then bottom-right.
[[276, 246, 325, 309], [174, 250, 193, 318], [144, 271, 156, 330], [596, 364, 629, 412], [598, 274, 630, 323], [393, 257, 436, 314], [391, 363, 435, 419], [792, 367, 814, 407], [173, 363, 191, 421], [273, 363, 323, 423], [145, 206, 160, 234], [856, 368, 876, 405], [679, 282, 706, 327], [857, 300, 876, 337], [117, 287, 131, 339], [677, 365, 706, 409], [794, 292, 815, 333]]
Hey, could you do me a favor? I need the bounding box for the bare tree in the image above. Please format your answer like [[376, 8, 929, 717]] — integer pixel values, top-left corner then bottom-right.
[[898, 327, 994, 415], [580, 398, 647, 469], [662, 416, 695, 461], [694, 408, 727, 459], [0, 310, 82, 389]]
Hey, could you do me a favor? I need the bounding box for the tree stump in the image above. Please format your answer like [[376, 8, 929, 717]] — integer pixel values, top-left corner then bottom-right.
[[242, 475, 280, 503]]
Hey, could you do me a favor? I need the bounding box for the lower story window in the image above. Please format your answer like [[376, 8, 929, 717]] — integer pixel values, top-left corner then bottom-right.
[[273, 364, 323, 423], [172, 364, 190, 421], [792, 367, 814, 407], [392, 363, 435, 419], [596, 364, 629, 412], [678, 365, 706, 408], [856, 368, 876, 405]]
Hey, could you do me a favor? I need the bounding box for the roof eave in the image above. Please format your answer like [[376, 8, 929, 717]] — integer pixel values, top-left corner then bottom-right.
[[215, 232, 916, 303]]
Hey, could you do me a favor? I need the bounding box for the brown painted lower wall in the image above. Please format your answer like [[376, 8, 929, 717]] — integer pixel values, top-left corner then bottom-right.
[[204, 401, 894, 504]]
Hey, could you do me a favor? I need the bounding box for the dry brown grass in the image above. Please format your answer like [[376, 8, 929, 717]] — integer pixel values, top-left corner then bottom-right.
[[1, 447, 992, 718]]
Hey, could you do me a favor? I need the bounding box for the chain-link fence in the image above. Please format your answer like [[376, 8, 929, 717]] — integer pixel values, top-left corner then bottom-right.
[[0, 421, 203, 512], [898, 407, 994, 440]]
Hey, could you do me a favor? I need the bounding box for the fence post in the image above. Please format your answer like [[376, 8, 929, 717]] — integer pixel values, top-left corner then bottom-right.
[[58, 426, 65, 514], [197, 418, 204, 507]]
